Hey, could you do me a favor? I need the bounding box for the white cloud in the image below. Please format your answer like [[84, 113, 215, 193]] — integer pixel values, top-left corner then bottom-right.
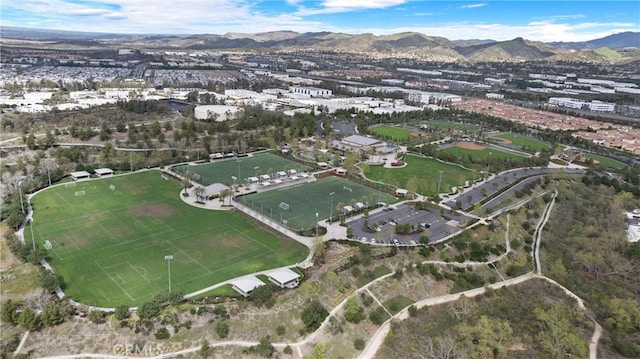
[[459, 3, 486, 9], [322, 0, 406, 9]]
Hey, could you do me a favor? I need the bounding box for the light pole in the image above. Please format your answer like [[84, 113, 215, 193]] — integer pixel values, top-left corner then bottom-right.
[[164, 255, 174, 293], [315, 211, 319, 238], [44, 161, 52, 187], [18, 180, 24, 214], [29, 217, 36, 251], [186, 155, 190, 173], [237, 160, 241, 181], [231, 176, 237, 202], [328, 192, 335, 223], [487, 151, 492, 174], [437, 170, 443, 195], [254, 166, 259, 177]]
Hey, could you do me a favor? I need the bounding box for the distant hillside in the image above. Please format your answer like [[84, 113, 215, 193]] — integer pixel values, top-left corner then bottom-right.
[[454, 37, 556, 61], [2, 26, 638, 64], [550, 31, 640, 50]]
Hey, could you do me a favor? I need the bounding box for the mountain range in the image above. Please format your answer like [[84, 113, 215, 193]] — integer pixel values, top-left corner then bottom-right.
[[2, 27, 639, 64]]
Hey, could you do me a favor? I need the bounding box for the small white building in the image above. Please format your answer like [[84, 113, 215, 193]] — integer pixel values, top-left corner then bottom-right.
[[266, 268, 301, 288], [231, 276, 265, 297], [70, 171, 91, 181], [94, 168, 114, 177]]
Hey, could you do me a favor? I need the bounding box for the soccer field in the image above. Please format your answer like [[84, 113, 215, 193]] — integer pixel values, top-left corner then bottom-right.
[[26, 171, 309, 307], [369, 125, 413, 141], [172, 152, 309, 186], [237, 177, 398, 230]]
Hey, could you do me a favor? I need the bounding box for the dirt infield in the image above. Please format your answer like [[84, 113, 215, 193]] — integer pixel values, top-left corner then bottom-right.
[[456, 142, 487, 150], [490, 136, 513, 145]]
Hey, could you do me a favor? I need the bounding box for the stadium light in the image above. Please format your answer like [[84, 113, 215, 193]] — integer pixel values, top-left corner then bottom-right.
[[18, 180, 24, 214], [164, 255, 174, 293], [487, 152, 492, 174], [437, 170, 444, 196], [328, 192, 335, 224], [254, 166, 260, 177], [316, 211, 319, 238], [237, 160, 241, 181]]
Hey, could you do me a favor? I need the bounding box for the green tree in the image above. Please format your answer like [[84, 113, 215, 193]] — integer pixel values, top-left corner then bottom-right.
[[275, 324, 286, 336], [344, 296, 364, 323], [41, 303, 65, 326], [1, 300, 20, 324], [457, 315, 513, 359], [137, 301, 161, 319], [353, 338, 365, 350], [534, 303, 588, 359], [248, 284, 275, 308], [301, 300, 328, 331], [309, 343, 327, 359], [17, 307, 41, 330], [114, 305, 129, 320], [38, 269, 61, 292], [252, 336, 274, 358]]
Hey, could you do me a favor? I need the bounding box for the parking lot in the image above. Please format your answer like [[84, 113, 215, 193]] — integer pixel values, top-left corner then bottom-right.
[[346, 203, 472, 246]]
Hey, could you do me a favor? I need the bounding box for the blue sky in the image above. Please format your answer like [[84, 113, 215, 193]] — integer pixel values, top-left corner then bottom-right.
[[2, 0, 638, 41]]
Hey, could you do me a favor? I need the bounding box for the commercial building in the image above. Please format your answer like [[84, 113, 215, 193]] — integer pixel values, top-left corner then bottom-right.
[[290, 86, 332, 98], [548, 97, 615, 112]]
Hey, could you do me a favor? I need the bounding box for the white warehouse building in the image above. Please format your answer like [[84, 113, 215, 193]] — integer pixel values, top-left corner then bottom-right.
[[290, 86, 332, 98], [194, 105, 243, 121], [548, 97, 615, 113]]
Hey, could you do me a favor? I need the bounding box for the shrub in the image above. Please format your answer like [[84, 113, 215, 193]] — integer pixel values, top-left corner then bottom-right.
[[301, 300, 328, 332], [154, 327, 170, 340], [353, 338, 366, 350], [215, 321, 229, 339], [276, 325, 286, 336]]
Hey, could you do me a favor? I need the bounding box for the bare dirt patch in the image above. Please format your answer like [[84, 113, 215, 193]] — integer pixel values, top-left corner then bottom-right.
[[128, 204, 175, 218], [456, 142, 487, 151], [491, 136, 513, 145]]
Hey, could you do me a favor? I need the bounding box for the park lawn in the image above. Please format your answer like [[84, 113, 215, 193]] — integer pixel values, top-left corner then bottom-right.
[[172, 152, 309, 186], [441, 146, 528, 161], [26, 170, 308, 307], [369, 125, 413, 142], [420, 121, 478, 131], [491, 133, 550, 153], [582, 153, 628, 170], [365, 154, 476, 196], [237, 176, 398, 230]]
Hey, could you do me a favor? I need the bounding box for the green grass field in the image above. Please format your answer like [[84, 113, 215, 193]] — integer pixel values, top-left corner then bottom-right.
[[490, 133, 550, 153], [173, 152, 309, 186], [582, 153, 627, 170], [237, 177, 397, 230], [441, 145, 528, 161], [420, 121, 478, 131], [364, 154, 476, 196], [26, 171, 308, 307], [369, 125, 413, 141]]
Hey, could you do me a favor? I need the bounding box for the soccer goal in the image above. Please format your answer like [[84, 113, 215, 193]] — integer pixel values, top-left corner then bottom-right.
[[44, 240, 52, 250], [279, 202, 290, 210], [343, 186, 353, 192], [161, 174, 168, 181], [109, 185, 116, 190], [65, 182, 76, 188], [75, 190, 86, 196]]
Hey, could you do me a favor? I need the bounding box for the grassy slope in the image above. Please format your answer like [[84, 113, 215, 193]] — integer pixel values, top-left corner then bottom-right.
[[27, 170, 308, 307]]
